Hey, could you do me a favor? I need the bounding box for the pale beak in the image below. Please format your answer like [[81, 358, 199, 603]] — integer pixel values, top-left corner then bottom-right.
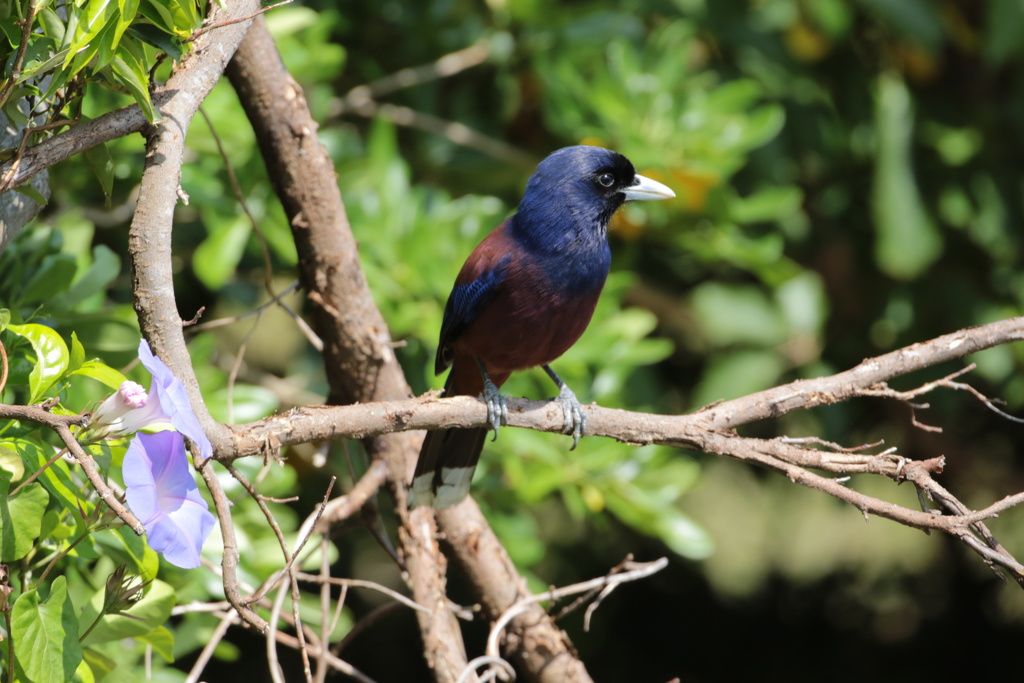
[[622, 173, 675, 201]]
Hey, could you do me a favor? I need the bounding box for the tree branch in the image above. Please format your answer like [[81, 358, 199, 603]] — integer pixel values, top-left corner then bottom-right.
[[124, 0, 267, 632], [225, 17, 474, 682]]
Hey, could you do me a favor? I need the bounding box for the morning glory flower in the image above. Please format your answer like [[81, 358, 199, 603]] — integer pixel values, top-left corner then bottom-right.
[[123, 431, 216, 569], [86, 340, 213, 460], [87, 380, 169, 439]]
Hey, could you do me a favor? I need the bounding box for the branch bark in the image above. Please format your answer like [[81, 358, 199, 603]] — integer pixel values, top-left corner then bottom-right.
[[224, 17, 595, 682], [125, 0, 267, 632], [225, 17, 469, 682]]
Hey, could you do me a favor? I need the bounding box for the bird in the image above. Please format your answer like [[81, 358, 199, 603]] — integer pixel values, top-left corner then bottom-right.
[[410, 145, 674, 508]]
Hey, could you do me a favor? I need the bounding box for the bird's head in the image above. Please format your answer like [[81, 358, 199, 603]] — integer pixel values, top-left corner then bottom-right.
[[514, 146, 674, 252]]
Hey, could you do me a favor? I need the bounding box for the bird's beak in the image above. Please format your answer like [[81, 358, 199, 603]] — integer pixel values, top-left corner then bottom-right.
[[622, 174, 675, 202]]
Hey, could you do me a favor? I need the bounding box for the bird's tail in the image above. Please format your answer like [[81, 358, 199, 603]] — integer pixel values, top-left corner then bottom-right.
[[410, 359, 502, 508], [410, 425, 488, 508]]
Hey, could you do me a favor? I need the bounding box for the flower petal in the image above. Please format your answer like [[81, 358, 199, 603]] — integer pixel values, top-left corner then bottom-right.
[[146, 495, 216, 569], [123, 435, 161, 526], [138, 339, 214, 460], [123, 431, 216, 569]]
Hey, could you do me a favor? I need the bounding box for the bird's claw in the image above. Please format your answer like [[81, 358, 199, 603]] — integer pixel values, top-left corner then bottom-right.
[[555, 383, 586, 450], [482, 376, 509, 441]]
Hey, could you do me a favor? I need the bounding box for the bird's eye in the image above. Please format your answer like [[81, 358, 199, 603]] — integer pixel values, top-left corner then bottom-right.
[[597, 173, 615, 188]]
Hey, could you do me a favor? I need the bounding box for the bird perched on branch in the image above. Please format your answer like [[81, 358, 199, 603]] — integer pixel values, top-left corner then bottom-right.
[[411, 145, 674, 508]]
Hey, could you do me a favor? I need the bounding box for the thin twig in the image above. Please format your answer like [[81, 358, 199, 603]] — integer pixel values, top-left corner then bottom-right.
[[458, 557, 668, 682], [0, 0, 38, 109], [293, 573, 431, 614], [184, 609, 236, 683], [188, 0, 295, 42]]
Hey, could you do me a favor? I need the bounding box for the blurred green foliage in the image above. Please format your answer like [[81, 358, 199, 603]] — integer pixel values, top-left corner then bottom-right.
[[3, 0, 1024, 680]]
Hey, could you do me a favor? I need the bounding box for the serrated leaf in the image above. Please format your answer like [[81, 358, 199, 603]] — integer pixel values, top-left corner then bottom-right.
[[6, 322, 70, 402], [0, 476, 49, 561], [12, 577, 83, 682]]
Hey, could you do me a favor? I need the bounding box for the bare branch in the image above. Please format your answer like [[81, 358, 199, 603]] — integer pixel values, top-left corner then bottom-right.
[[220, 314, 1024, 459]]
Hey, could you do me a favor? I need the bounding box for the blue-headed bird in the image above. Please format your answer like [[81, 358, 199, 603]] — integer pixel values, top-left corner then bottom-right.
[[411, 146, 674, 507]]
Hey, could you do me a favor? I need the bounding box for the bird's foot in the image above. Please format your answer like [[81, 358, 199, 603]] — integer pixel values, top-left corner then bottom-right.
[[554, 383, 586, 450], [482, 375, 509, 441]]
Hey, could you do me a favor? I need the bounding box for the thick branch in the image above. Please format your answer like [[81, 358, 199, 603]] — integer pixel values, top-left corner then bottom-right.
[[225, 17, 471, 682], [224, 17, 593, 682], [125, 0, 266, 632], [220, 316, 1024, 456]]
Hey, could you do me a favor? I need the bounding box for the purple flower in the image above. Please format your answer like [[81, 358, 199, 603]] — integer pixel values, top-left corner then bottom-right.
[[123, 431, 216, 569], [137, 340, 213, 461], [87, 340, 213, 460]]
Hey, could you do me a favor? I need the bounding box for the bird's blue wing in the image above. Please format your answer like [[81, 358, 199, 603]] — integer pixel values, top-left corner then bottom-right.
[[435, 261, 508, 374]]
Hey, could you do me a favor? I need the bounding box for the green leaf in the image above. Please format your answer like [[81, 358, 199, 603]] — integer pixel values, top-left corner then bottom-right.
[[82, 649, 117, 681], [38, 7, 66, 42], [69, 331, 86, 375], [692, 350, 786, 406], [166, 0, 201, 34], [70, 359, 129, 390], [52, 244, 122, 310], [65, 0, 116, 68], [109, 51, 158, 122], [137, 625, 175, 662], [138, 0, 178, 35], [74, 657, 97, 683], [14, 184, 48, 206], [690, 282, 787, 347], [193, 213, 251, 289], [96, 525, 159, 581], [0, 476, 49, 561], [985, 0, 1024, 65], [80, 579, 176, 646], [872, 73, 943, 279], [0, 443, 25, 480], [11, 438, 88, 520], [17, 46, 73, 83], [114, 0, 142, 47], [603, 483, 713, 560], [19, 253, 77, 303], [6, 322, 71, 403], [12, 577, 83, 683], [127, 23, 185, 60]]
